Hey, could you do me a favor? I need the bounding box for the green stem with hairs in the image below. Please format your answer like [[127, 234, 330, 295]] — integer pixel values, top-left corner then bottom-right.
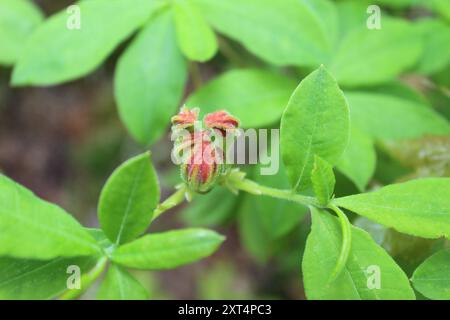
[[152, 184, 188, 221], [229, 177, 319, 207]]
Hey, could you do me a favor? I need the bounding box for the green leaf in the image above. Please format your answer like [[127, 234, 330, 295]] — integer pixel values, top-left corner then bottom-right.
[[337, 126, 376, 191], [193, 0, 331, 66], [0, 256, 98, 300], [415, 18, 450, 75], [281, 66, 350, 192], [12, 0, 160, 86], [86, 228, 113, 251], [335, 0, 369, 39], [330, 18, 422, 87], [173, 0, 218, 62], [303, 207, 415, 300], [115, 8, 187, 145], [0, 174, 99, 259], [237, 164, 307, 263], [238, 197, 272, 263], [334, 178, 450, 239], [346, 92, 450, 140], [97, 264, 148, 300], [243, 164, 308, 240], [311, 156, 335, 205], [182, 186, 237, 226], [0, 0, 43, 65], [411, 249, 450, 300], [111, 229, 224, 269], [186, 69, 297, 128], [374, 0, 419, 8], [98, 152, 160, 245], [430, 0, 450, 22], [302, 0, 339, 50]]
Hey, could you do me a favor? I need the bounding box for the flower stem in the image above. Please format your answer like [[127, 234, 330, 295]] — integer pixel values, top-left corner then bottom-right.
[[59, 256, 108, 300], [327, 203, 352, 283], [229, 177, 319, 207], [152, 184, 187, 221]]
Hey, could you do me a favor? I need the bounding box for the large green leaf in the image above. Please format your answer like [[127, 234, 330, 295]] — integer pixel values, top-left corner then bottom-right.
[[411, 249, 450, 300], [186, 69, 297, 128], [280, 66, 350, 192], [0, 0, 43, 65], [173, 0, 218, 62], [330, 18, 422, 87], [193, 0, 331, 66], [115, 8, 187, 145], [414, 18, 450, 75], [0, 256, 97, 300], [337, 126, 376, 191], [334, 178, 450, 239], [98, 152, 160, 245], [97, 264, 148, 300], [111, 229, 224, 269], [0, 174, 99, 259], [346, 92, 450, 140], [12, 0, 160, 85], [303, 207, 415, 300]]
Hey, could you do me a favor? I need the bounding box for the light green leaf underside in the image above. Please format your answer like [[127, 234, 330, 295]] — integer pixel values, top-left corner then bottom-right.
[[97, 264, 148, 300], [111, 229, 224, 269], [187, 69, 297, 128], [337, 126, 376, 191], [173, 0, 218, 62], [193, 0, 331, 66], [346, 92, 450, 140], [0, 174, 99, 259], [12, 0, 160, 85], [115, 8, 187, 145], [303, 207, 415, 300], [98, 152, 160, 245], [311, 156, 335, 205], [281, 66, 350, 192], [334, 178, 450, 239], [411, 249, 450, 300], [0, 0, 43, 65]]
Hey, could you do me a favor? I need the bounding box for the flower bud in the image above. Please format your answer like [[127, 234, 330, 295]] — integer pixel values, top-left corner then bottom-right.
[[204, 110, 240, 135], [172, 107, 240, 193], [180, 131, 223, 193], [171, 106, 199, 130]]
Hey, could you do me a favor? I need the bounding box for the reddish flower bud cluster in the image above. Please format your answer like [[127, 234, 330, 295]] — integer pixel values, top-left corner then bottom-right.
[[171, 106, 239, 193]]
